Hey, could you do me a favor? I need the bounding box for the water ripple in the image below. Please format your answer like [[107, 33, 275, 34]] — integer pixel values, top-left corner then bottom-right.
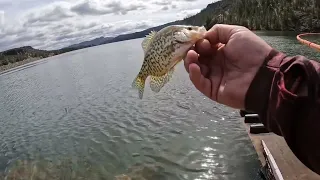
[[0, 38, 271, 179]]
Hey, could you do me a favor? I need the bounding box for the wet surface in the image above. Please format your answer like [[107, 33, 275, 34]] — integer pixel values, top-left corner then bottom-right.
[[1, 32, 318, 179]]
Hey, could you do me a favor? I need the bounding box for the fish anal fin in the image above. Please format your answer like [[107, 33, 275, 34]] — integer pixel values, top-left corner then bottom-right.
[[150, 68, 175, 93], [141, 31, 157, 54]]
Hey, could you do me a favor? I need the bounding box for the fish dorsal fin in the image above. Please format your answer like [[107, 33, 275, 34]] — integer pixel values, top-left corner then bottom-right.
[[142, 31, 157, 54]]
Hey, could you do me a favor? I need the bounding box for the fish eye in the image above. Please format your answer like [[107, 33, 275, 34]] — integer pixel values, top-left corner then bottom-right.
[[187, 27, 192, 30]]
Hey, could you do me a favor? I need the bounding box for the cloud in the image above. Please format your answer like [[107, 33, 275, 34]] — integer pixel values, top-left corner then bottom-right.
[[177, 9, 202, 19], [36, 19, 154, 50], [0, 1, 11, 9], [70, 0, 112, 15], [25, 2, 74, 26], [152, 0, 171, 6], [0, 11, 4, 26], [107, 1, 146, 15], [161, 6, 169, 11], [70, 0, 146, 16], [0, 0, 215, 51]]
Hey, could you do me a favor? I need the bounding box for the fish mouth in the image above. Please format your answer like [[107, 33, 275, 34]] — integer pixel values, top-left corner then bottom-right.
[[189, 33, 204, 43], [175, 31, 189, 44], [176, 27, 207, 44], [190, 28, 206, 42], [193, 28, 207, 40]]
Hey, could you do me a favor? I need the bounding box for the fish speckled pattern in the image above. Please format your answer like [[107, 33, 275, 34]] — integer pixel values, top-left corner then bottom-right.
[[132, 25, 207, 99]]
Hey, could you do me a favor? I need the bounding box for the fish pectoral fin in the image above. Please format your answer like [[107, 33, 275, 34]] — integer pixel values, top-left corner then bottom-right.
[[150, 67, 175, 93], [132, 75, 147, 99], [141, 31, 157, 54]]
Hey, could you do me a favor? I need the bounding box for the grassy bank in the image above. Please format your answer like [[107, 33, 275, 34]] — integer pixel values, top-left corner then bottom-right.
[[0, 57, 41, 73]]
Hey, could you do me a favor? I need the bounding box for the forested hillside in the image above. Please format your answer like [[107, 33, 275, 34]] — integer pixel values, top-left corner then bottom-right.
[[185, 0, 320, 32]]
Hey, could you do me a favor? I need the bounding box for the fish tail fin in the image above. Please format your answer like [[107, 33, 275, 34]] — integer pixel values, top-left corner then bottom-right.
[[132, 74, 147, 99]]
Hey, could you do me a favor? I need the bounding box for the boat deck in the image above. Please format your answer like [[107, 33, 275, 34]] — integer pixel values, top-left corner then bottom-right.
[[241, 113, 320, 180]]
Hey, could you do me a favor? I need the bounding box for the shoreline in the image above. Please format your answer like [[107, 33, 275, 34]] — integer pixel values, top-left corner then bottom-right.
[[0, 30, 315, 75], [0, 57, 43, 74]]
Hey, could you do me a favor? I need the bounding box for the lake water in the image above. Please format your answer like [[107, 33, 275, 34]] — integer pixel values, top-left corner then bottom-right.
[[0, 31, 319, 180]]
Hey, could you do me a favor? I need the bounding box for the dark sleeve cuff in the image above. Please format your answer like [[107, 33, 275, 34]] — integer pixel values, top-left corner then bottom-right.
[[245, 49, 287, 114], [244, 49, 296, 135]]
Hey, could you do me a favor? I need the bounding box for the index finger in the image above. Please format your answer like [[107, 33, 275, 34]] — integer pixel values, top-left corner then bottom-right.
[[205, 24, 247, 45], [184, 50, 199, 73]]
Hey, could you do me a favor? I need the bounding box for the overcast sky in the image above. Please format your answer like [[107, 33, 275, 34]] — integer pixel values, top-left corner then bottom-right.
[[0, 0, 216, 51]]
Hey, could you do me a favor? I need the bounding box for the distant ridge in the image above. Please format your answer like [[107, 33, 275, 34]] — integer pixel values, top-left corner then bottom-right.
[[64, 20, 184, 50]]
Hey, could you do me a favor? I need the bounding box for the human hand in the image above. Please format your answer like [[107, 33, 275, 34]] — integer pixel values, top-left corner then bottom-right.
[[184, 24, 273, 109]]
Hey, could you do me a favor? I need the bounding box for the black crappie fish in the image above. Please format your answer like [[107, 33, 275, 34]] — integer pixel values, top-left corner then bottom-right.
[[132, 25, 207, 99]]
